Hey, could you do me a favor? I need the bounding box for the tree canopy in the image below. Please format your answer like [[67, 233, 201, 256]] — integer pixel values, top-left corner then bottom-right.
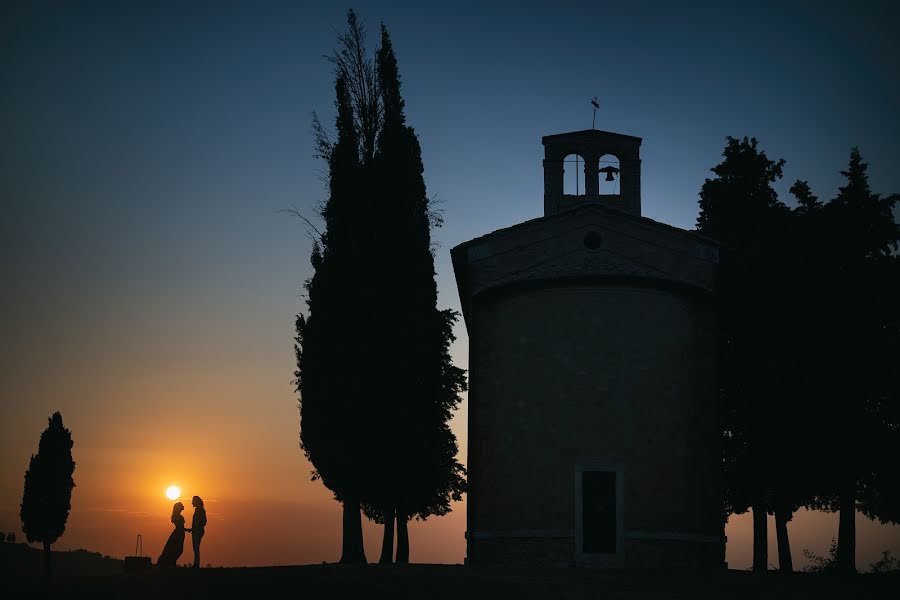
[[20, 412, 76, 576]]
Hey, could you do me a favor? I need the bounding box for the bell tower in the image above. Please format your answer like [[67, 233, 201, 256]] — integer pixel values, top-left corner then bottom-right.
[[542, 129, 642, 217]]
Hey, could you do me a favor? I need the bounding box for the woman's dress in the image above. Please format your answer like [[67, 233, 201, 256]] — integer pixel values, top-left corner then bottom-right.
[[157, 514, 185, 567]]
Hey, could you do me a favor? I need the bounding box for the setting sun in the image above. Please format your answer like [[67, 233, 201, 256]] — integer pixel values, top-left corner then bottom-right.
[[165, 485, 181, 500]]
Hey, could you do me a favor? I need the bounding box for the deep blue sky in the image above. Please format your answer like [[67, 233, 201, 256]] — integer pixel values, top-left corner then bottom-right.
[[2, 0, 899, 566], [3, 1, 898, 332]]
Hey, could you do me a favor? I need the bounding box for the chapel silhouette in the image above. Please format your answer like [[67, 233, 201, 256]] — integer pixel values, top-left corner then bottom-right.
[[452, 128, 723, 568]]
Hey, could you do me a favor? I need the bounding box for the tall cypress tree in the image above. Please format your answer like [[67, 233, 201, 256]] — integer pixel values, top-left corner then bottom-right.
[[20, 412, 76, 576], [297, 11, 465, 565], [296, 70, 371, 564], [362, 23, 466, 565]]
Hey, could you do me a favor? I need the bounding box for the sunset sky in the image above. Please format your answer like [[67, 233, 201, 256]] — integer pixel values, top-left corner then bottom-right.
[[1, 1, 899, 568]]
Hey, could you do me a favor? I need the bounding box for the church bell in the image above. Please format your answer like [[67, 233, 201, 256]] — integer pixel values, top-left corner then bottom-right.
[[600, 165, 620, 182]]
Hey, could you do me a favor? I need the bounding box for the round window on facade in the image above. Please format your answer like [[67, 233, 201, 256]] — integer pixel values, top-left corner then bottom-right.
[[583, 231, 603, 250]]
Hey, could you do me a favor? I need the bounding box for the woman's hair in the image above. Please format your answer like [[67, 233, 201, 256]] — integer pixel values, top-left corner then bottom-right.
[[192, 495, 204, 508], [171, 502, 185, 523]]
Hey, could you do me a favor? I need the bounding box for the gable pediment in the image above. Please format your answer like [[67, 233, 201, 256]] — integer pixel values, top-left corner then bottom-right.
[[452, 204, 717, 318]]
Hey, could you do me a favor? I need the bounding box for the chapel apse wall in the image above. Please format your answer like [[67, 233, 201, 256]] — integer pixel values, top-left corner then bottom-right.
[[466, 284, 721, 568]]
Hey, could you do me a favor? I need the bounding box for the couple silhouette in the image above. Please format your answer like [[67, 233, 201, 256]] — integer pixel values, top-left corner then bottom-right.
[[158, 495, 206, 568]]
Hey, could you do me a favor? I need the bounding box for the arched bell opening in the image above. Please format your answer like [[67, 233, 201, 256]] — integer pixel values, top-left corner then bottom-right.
[[563, 153, 587, 197], [598, 154, 621, 196]]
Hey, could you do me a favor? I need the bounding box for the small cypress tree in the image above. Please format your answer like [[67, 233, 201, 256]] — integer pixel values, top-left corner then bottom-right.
[[20, 412, 76, 576]]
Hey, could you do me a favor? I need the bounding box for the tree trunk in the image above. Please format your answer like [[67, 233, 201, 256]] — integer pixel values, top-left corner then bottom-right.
[[774, 506, 793, 573], [339, 498, 367, 564], [752, 502, 768, 573], [836, 481, 856, 574], [379, 507, 395, 564], [395, 510, 409, 564], [43, 540, 52, 577]]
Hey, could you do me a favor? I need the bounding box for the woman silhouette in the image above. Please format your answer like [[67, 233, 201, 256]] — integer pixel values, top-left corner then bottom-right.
[[157, 502, 186, 567]]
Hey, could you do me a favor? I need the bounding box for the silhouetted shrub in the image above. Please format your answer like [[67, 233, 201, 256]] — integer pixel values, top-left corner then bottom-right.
[[802, 539, 839, 573], [868, 550, 900, 574]]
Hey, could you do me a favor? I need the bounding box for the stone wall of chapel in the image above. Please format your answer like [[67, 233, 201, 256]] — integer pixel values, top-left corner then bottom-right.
[[467, 283, 721, 567]]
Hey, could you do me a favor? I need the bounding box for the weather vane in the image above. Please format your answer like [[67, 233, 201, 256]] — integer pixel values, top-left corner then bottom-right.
[[591, 97, 599, 129]]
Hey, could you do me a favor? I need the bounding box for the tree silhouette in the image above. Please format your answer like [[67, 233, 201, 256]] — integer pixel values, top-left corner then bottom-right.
[[703, 143, 900, 574], [357, 23, 466, 565], [363, 309, 466, 563], [789, 180, 820, 214], [758, 179, 835, 572], [7, 532, 14, 543], [803, 149, 900, 573], [296, 66, 370, 563], [296, 10, 465, 565], [697, 136, 791, 572], [20, 412, 76, 576]]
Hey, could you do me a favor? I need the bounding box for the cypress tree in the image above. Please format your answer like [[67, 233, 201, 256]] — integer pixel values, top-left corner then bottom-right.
[[20, 412, 76, 576], [361, 23, 466, 565], [297, 12, 466, 565], [296, 70, 371, 564]]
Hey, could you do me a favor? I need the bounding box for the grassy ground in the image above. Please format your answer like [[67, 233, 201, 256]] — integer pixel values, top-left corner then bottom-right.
[[1, 542, 123, 576], [3, 545, 898, 599]]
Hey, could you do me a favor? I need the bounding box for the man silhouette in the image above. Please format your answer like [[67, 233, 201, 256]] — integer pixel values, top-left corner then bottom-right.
[[185, 495, 206, 568]]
